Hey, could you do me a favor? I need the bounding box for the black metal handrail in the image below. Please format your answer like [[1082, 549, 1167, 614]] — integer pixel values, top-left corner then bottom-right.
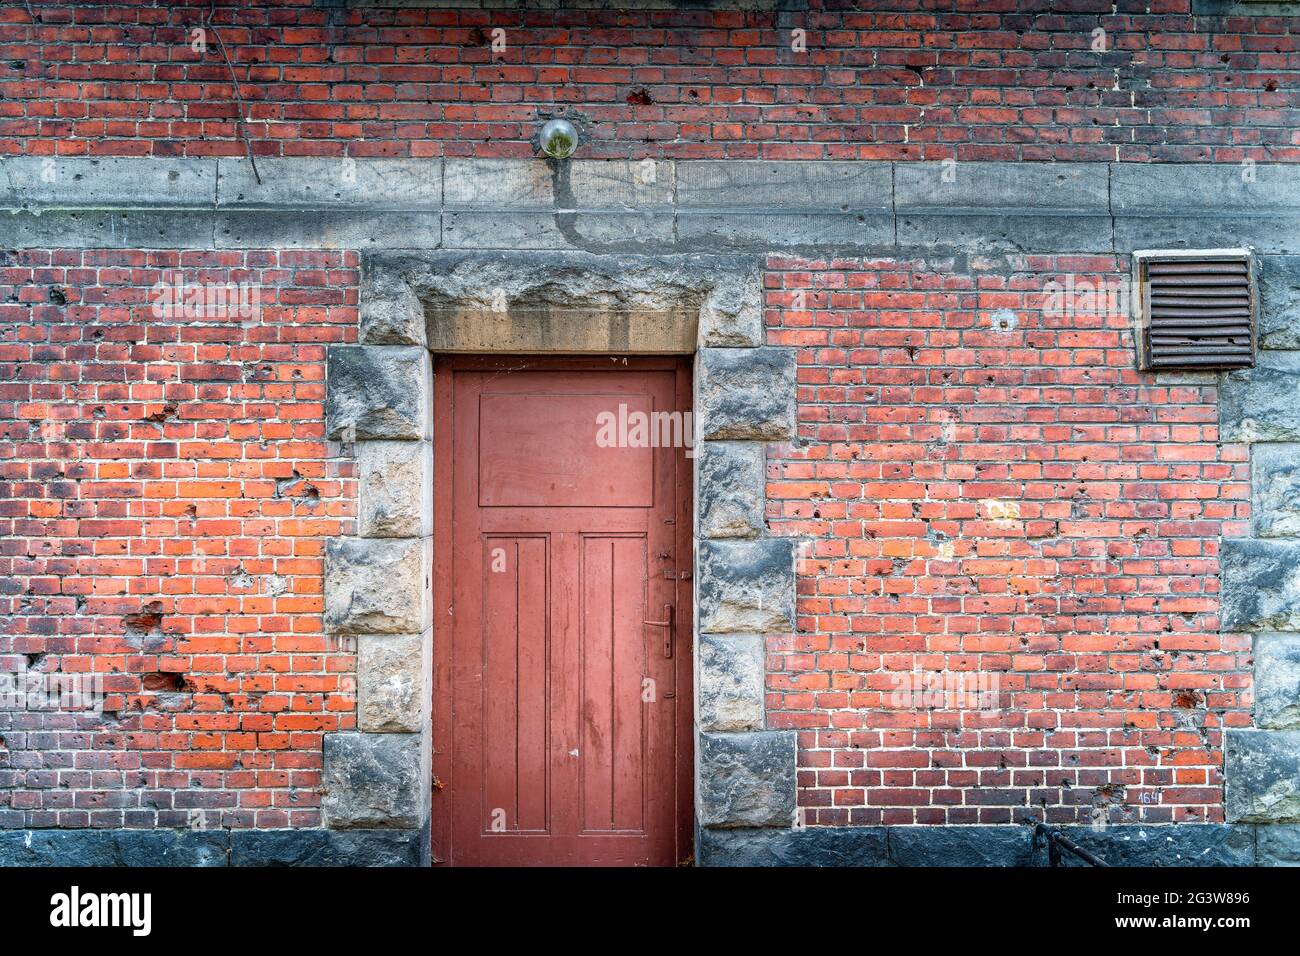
[[1032, 822, 1109, 867]]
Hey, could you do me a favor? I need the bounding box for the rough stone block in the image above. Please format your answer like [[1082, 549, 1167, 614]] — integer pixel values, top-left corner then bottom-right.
[[697, 538, 795, 633], [698, 633, 765, 732], [325, 346, 430, 441], [325, 538, 429, 635], [0, 828, 230, 867], [698, 826, 893, 867], [1225, 729, 1300, 823], [1259, 256, 1300, 350], [697, 347, 796, 441], [360, 267, 426, 346], [697, 730, 796, 828], [229, 829, 420, 867], [1221, 538, 1300, 632], [1257, 824, 1300, 866], [323, 732, 422, 829], [697, 441, 765, 539], [1220, 352, 1300, 443], [1054, 824, 1255, 867], [358, 440, 432, 538], [1252, 443, 1300, 537], [358, 634, 424, 733], [698, 270, 763, 347], [1256, 633, 1300, 730]]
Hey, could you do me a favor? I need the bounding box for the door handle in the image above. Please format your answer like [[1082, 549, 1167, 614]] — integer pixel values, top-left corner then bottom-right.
[[643, 603, 674, 658]]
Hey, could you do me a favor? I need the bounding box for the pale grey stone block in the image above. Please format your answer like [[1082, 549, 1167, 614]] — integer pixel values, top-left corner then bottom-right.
[[1256, 634, 1300, 730], [1220, 352, 1300, 443], [324, 538, 430, 635], [323, 732, 422, 829], [1222, 539, 1300, 632], [325, 346, 430, 442], [697, 347, 796, 441], [358, 634, 424, 733], [678, 211, 894, 250], [358, 440, 432, 539], [698, 731, 796, 828], [896, 162, 1112, 253], [360, 267, 426, 346], [678, 160, 891, 209], [698, 269, 763, 347], [442, 210, 674, 249], [697, 441, 765, 539], [216, 157, 440, 209], [214, 210, 442, 249], [1259, 256, 1300, 350], [444, 159, 673, 209], [2, 209, 218, 249], [698, 633, 766, 732], [0, 156, 217, 207], [698, 538, 795, 633], [1252, 443, 1300, 537], [1226, 729, 1300, 823]]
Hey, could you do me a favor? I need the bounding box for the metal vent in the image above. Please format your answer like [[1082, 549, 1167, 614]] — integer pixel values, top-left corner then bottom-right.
[[1136, 250, 1255, 371]]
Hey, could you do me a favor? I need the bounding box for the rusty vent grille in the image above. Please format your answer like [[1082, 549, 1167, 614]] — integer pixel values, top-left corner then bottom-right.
[[1139, 253, 1255, 370]]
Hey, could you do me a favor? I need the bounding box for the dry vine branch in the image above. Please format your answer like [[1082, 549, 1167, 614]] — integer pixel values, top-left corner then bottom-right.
[[205, 0, 262, 185]]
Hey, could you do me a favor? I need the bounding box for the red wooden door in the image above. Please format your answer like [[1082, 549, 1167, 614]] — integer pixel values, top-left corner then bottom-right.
[[432, 357, 693, 866]]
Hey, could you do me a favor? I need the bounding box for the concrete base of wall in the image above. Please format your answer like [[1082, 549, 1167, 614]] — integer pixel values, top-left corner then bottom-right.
[[0, 828, 421, 867], [701, 824, 1300, 867]]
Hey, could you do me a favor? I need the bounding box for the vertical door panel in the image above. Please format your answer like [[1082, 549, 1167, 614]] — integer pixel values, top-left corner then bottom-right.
[[579, 535, 648, 834], [481, 536, 549, 834]]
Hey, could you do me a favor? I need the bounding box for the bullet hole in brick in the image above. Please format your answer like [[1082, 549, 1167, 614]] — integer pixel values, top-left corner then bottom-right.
[[144, 403, 177, 424], [466, 26, 486, 45], [48, 286, 66, 305], [183, 504, 197, 519], [24, 652, 46, 670], [626, 87, 653, 105], [275, 469, 320, 504], [92, 406, 105, 419], [1265, 78, 1279, 92], [1173, 689, 1201, 709], [142, 672, 187, 693], [124, 601, 167, 651]]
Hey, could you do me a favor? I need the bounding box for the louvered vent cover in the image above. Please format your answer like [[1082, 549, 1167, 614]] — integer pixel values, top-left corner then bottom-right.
[[1137, 252, 1255, 371]]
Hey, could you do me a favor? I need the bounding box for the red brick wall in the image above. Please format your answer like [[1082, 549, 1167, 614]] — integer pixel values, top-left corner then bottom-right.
[[0, 249, 358, 829], [764, 255, 1253, 826], [2, 1, 1296, 162]]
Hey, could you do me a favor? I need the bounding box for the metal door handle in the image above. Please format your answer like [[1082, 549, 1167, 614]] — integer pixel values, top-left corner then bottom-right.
[[643, 603, 674, 658]]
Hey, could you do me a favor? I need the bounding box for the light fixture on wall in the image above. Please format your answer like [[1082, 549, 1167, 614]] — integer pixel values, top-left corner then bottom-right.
[[539, 118, 578, 160]]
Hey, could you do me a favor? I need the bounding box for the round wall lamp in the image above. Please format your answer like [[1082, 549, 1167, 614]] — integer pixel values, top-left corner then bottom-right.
[[539, 119, 578, 160]]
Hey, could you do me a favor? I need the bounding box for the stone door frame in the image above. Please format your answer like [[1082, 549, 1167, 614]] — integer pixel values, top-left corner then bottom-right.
[[320, 250, 800, 864]]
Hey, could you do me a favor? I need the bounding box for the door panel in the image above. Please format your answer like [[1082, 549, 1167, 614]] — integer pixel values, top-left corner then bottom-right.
[[433, 358, 692, 867]]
